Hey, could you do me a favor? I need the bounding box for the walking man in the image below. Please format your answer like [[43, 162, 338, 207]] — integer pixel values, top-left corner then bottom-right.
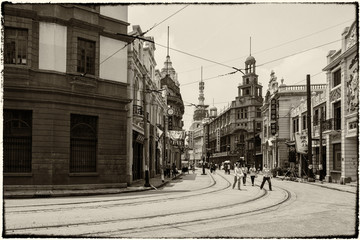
[[260, 164, 272, 191]]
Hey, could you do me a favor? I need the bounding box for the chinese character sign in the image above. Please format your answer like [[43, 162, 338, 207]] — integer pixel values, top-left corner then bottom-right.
[[188, 131, 194, 149], [294, 132, 308, 154], [216, 128, 220, 152]]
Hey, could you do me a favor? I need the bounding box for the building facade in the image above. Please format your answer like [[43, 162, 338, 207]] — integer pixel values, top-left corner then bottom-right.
[[127, 25, 167, 184], [322, 21, 358, 183], [205, 55, 263, 168], [160, 55, 185, 169], [188, 71, 209, 167], [3, 4, 131, 189], [261, 71, 327, 170], [289, 90, 327, 179]]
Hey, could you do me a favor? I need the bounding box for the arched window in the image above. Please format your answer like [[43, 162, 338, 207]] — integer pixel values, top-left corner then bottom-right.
[[4, 109, 32, 172], [70, 114, 97, 173]]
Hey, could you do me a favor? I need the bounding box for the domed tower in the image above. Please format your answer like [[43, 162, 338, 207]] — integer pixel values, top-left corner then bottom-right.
[[209, 103, 218, 119], [238, 53, 262, 100]]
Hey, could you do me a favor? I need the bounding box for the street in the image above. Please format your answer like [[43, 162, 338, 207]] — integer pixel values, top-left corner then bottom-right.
[[4, 169, 357, 238]]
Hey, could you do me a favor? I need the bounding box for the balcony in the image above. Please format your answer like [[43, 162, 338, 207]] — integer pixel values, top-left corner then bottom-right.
[[322, 118, 341, 132], [133, 105, 144, 116]]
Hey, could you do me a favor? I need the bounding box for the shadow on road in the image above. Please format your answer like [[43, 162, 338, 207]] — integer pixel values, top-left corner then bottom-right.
[[180, 173, 197, 181]]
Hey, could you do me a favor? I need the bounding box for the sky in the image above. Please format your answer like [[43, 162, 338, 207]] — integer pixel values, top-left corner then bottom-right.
[[127, 2, 357, 130]]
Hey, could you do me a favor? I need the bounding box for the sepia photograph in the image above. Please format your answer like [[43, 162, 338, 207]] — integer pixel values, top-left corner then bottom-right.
[[2, 0, 359, 238]]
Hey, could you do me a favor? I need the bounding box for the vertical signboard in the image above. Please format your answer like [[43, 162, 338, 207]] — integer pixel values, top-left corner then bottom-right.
[[271, 98, 277, 135], [188, 131, 194, 149], [216, 128, 220, 152]]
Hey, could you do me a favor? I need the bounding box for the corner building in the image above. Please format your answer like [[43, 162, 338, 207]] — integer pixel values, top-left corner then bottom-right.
[[261, 71, 326, 169], [160, 55, 185, 168], [322, 21, 358, 183], [3, 4, 131, 190]]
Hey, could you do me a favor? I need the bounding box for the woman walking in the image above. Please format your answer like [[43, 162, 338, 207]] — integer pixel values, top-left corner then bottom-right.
[[249, 164, 257, 186], [232, 163, 243, 190]]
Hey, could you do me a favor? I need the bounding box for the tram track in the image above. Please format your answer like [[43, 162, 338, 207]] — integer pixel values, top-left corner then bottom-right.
[[6, 179, 293, 237], [84, 186, 294, 238], [5, 170, 230, 214]]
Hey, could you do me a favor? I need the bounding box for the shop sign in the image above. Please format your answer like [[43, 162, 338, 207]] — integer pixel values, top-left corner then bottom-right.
[[294, 132, 307, 154], [216, 128, 220, 152], [212, 152, 228, 158]]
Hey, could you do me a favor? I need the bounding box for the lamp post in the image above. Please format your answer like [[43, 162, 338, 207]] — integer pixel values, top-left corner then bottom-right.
[[307, 74, 314, 182]]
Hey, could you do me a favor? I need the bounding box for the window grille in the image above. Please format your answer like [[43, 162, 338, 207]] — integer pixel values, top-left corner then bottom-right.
[[70, 114, 97, 173], [4, 110, 32, 173]]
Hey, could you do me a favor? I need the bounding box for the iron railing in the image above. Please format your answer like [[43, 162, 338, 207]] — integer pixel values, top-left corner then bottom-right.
[[70, 138, 97, 173], [70, 114, 97, 173], [4, 136, 32, 172], [322, 118, 341, 132], [133, 105, 144, 116], [4, 109, 32, 173]]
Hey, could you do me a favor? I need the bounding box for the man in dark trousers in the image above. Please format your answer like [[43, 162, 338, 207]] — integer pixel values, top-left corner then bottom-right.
[[172, 162, 177, 178], [260, 164, 272, 191]]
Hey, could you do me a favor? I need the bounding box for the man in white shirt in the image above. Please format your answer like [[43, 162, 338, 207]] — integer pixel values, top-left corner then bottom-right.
[[260, 164, 272, 191]]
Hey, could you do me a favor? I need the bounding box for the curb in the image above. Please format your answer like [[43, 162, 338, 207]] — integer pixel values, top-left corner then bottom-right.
[[274, 176, 357, 194], [4, 173, 185, 199]]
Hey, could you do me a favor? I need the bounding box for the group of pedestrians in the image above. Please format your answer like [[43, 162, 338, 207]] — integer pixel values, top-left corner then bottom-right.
[[232, 163, 272, 191], [165, 163, 179, 178]]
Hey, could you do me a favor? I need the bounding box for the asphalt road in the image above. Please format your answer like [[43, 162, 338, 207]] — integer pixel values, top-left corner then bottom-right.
[[3, 169, 358, 238]]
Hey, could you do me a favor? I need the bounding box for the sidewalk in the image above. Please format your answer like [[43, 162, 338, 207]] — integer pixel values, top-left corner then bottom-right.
[[274, 175, 358, 194], [3, 173, 183, 199]]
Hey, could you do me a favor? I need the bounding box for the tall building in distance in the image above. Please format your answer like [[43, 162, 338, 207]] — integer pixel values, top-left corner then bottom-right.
[[188, 67, 209, 166], [204, 52, 263, 168], [193, 68, 209, 121], [159, 28, 185, 168]]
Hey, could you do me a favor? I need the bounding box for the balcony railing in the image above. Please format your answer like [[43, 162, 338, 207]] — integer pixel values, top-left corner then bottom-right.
[[133, 105, 144, 116], [322, 118, 341, 132]]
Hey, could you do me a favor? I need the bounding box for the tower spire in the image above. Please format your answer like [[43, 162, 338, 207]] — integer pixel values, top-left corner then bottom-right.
[[167, 26, 169, 75], [198, 66, 205, 105], [167, 26, 169, 57], [250, 36, 252, 56]]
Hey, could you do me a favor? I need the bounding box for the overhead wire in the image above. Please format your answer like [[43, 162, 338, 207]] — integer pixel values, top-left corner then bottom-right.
[[256, 39, 341, 68], [142, 4, 190, 36], [178, 38, 342, 87], [154, 42, 243, 73], [99, 4, 189, 66], [177, 18, 353, 75]]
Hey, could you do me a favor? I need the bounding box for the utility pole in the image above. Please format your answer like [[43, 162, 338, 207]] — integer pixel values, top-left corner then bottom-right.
[[319, 110, 323, 181], [307, 74, 314, 182], [253, 119, 256, 167], [161, 115, 166, 182], [143, 74, 150, 187]]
